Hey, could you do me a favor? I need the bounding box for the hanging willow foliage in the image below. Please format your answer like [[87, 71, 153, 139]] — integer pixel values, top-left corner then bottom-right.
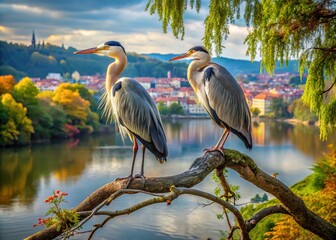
[[145, 0, 201, 39], [146, 0, 336, 140]]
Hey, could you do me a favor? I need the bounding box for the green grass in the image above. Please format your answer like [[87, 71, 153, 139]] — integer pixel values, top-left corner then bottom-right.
[[291, 173, 323, 196]]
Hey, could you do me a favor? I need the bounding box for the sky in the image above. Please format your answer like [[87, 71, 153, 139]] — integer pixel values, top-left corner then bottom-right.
[[0, 0, 253, 60]]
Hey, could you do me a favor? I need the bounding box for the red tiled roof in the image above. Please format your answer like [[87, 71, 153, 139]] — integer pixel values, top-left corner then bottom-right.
[[155, 97, 179, 103], [254, 92, 279, 100], [134, 77, 155, 83], [179, 87, 193, 92], [187, 99, 196, 104], [156, 87, 174, 92]]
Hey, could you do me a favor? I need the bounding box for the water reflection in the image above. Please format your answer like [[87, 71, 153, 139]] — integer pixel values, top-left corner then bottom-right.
[[0, 141, 95, 207], [288, 124, 336, 158], [0, 148, 34, 205], [246, 120, 336, 158], [252, 121, 293, 145], [0, 119, 335, 240], [1, 120, 335, 207]]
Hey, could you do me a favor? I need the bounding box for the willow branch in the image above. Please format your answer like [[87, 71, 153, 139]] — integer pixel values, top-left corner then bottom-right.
[[321, 81, 336, 95], [25, 149, 336, 240]]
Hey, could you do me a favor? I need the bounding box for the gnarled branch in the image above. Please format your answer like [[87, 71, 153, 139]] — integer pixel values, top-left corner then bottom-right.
[[246, 205, 289, 232], [25, 149, 336, 240], [74, 187, 248, 240]]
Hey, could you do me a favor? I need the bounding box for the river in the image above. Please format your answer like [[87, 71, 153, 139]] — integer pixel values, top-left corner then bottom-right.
[[0, 119, 335, 239]]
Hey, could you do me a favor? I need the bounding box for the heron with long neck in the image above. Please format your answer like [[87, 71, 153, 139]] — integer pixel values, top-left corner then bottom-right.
[[75, 41, 168, 185], [169, 46, 252, 154]]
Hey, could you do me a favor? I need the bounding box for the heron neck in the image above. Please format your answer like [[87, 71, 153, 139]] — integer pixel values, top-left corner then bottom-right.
[[106, 54, 127, 95], [187, 57, 210, 91]]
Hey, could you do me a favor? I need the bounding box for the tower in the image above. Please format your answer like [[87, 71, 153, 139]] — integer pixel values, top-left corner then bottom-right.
[[31, 30, 36, 48]]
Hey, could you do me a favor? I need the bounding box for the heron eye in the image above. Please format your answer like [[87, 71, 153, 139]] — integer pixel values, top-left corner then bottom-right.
[[188, 50, 195, 54]]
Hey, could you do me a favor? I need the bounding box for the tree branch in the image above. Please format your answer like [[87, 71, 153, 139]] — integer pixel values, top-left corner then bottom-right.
[[223, 150, 336, 240], [246, 205, 289, 232], [59, 189, 164, 239], [216, 164, 236, 200], [227, 226, 240, 240], [25, 150, 336, 240], [72, 187, 248, 240], [84, 188, 178, 240]]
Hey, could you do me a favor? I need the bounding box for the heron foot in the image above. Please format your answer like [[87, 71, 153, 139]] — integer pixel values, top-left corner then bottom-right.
[[134, 173, 146, 185], [203, 146, 225, 157], [125, 175, 134, 189]]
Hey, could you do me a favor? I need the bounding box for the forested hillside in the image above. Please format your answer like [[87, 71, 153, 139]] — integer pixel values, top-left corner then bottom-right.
[[145, 53, 300, 76], [0, 41, 188, 80], [0, 41, 300, 81]]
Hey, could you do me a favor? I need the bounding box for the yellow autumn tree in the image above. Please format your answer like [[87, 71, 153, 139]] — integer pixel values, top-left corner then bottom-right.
[[37, 90, 55, 105], [13, 77, 39, 102], [0, 93, 34, 146], [53, 83, 90, 125]]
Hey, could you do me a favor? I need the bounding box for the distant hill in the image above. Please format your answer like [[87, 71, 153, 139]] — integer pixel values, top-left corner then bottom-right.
[[0, 41, 188, 80], [144, 53, 300, 76], [0, 41, 300, 81]]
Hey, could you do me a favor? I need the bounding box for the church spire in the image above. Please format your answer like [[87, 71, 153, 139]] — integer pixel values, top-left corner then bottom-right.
[[31, 30, 36, 48]]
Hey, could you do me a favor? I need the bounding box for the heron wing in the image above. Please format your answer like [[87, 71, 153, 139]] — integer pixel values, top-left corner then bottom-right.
[[113, 78, 167, 155], [202, 64, 252, 147]]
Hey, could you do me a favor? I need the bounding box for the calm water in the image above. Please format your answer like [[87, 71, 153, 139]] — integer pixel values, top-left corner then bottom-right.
[[0, 119, 335, 240]]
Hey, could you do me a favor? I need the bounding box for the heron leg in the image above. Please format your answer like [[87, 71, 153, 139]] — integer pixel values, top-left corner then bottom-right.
[[219, 130, 230, 149], [203, 129, 229, 156], [126, 136, 138, 188], [134, 145, 146, 184]]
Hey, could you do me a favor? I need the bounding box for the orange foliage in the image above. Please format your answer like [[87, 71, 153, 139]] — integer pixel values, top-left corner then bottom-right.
[[0, 75, 15, 95]]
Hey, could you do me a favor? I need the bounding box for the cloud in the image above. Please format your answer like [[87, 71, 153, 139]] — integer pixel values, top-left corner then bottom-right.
[[0, 25, 13, 35], [221, 24, 250, 59], [0, 1, 253, 60], [0, 0, 144, 12]]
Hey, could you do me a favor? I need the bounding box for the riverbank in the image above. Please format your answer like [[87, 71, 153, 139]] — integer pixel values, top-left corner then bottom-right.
[[252, 116, 318, 126], [284, 118, 319, 126], [163, 114, 318, 127], [161, 114, 210, 119], [0, 124, 116, 148]]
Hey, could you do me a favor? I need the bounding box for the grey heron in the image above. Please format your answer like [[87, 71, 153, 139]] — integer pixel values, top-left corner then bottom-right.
[[74, 41, 168, 185], [169, 46, 252, 154]]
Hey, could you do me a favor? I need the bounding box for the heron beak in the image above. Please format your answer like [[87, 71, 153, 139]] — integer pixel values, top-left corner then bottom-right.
[[168, 53, 189, 61], [74, 47, 98, 55]]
